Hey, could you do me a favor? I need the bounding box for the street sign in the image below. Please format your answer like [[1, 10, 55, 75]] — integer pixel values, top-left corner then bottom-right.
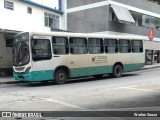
[[148, 29, 154, 41]]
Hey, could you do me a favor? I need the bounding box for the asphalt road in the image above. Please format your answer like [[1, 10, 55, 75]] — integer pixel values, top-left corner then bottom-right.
[[0, 68, 160, 120]]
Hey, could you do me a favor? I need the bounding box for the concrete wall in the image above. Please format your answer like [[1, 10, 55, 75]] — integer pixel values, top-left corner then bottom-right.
[[67, 0, 160, 14], [0, 33, 12, 68], [67, 0, 105, 9], [67, 6, 109, 33], [66, 0, 160, 39], [108, 22, 160, 38], [113, 0, 160, 14]]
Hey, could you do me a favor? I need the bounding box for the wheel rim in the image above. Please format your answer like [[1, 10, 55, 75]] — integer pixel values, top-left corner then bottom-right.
[[58, 72, 66, 81], [115, 65, 122, 76]]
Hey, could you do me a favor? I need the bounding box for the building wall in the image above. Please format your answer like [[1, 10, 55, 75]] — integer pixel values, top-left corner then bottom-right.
[[0, 0, 62, 32], [113, 0, 160, 14], [145, 40, 160, 50], [66, 0, 160, 39], [108, 22, 160, 38], [31, 0, 59, 10], [0, 33, 12, 68], [0, 0, 63, 71], [67, 0, 160, 14], [67, 6, 109, 33], [67, 0, 105, 9]]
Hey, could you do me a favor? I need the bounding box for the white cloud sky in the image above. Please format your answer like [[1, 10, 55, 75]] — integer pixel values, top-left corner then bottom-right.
[[31, 0, 59, 9]]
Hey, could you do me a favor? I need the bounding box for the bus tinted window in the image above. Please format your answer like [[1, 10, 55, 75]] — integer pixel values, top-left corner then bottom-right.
[[104, 39, 118, 53], [132, 40, 143, 53], [88, 38, 103, 54], [52, 37, 69, 55], [31, 39, 51, 61], [69, 37, 87, 54], [119, 40, 131, 53]]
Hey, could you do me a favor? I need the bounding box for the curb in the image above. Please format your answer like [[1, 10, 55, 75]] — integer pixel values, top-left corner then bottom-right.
[[0, 81, 24, 85], [140, 66, 160, 71]]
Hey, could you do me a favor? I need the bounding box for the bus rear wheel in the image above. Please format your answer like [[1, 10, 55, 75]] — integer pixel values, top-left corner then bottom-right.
[[112, 64, 123, 78], [55, 69, 67, 84]]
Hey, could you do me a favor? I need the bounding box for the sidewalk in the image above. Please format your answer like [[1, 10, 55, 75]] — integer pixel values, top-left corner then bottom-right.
[[0, 76, 18, 84], [141, 63, 160, 70], [0, 64, 160, 84]]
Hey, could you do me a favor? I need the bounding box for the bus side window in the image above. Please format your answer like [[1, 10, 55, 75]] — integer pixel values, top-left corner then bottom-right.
[[69, 37, 87, 54], [88, 38, 103, 54], [104, 39, 118, 53], [119, 39, 131, 53], [132, 40, 143, 53], [31, 39, 52, 61], [52, 37, 69, 55]]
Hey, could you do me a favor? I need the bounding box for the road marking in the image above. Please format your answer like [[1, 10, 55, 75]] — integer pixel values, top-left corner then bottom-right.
[[86, 82, 160, 94], [121, 87, 160, 93], [40, 98, 86, 110]]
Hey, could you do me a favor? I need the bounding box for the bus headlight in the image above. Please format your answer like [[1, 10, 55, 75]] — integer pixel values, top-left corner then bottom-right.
[[25, 66, 31, 73]]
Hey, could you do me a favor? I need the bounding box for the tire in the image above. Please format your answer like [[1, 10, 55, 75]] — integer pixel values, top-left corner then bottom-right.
[[55, 69, 67, 84], [112, 64, 123, 78], [93, 74, 103, 79]]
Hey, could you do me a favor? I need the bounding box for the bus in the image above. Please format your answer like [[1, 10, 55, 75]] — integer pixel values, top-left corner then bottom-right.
[[13, 31, 145, 84]]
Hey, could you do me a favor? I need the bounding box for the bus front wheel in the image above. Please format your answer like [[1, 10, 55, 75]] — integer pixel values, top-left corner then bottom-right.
[[112, 64, 123, 78], [55, 69, 67, 84]]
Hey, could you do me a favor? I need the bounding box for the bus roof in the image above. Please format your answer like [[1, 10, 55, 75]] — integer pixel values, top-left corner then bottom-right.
[[28, 31, 146, 40]]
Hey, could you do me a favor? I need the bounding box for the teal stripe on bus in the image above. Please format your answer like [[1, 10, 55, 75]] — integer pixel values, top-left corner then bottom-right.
[[14, 63, 144, 82], [70, 66, 112, 77], [123, 63, 145, 72], [14, 70, 53, 82]]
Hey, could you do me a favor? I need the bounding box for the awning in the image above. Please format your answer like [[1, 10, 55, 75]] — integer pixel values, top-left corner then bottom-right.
[[111, 4, 135, 24]]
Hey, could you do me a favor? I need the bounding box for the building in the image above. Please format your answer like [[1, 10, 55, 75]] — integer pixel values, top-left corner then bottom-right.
[[0, 0, 63, 74], [1, 0, 160, 76], [64, 0, 160, 65]]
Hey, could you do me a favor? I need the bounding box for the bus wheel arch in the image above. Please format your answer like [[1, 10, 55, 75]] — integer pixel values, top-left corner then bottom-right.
[[112, 62, 123, 78], [54, 66, 70, 84]]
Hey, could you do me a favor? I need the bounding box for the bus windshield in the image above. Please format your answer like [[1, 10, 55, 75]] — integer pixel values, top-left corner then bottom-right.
[[13, 32, 30, 66]]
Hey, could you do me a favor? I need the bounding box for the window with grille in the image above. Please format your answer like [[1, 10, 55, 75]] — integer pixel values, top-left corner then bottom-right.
[[44, 12, 60, 29], [27, 7, 32, 14], [4, 0, 14, 10]]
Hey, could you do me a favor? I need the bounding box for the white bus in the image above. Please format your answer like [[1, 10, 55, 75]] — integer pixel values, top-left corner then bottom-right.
[[13, 32, 145, 84]]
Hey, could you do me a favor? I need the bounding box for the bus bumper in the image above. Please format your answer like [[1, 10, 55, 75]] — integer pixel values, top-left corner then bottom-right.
[[13, 70, 54, 82], [14, 72, 34, 82]]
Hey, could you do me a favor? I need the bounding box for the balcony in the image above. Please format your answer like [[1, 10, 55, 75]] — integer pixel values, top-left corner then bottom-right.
[[108, 21, 160, 38]]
